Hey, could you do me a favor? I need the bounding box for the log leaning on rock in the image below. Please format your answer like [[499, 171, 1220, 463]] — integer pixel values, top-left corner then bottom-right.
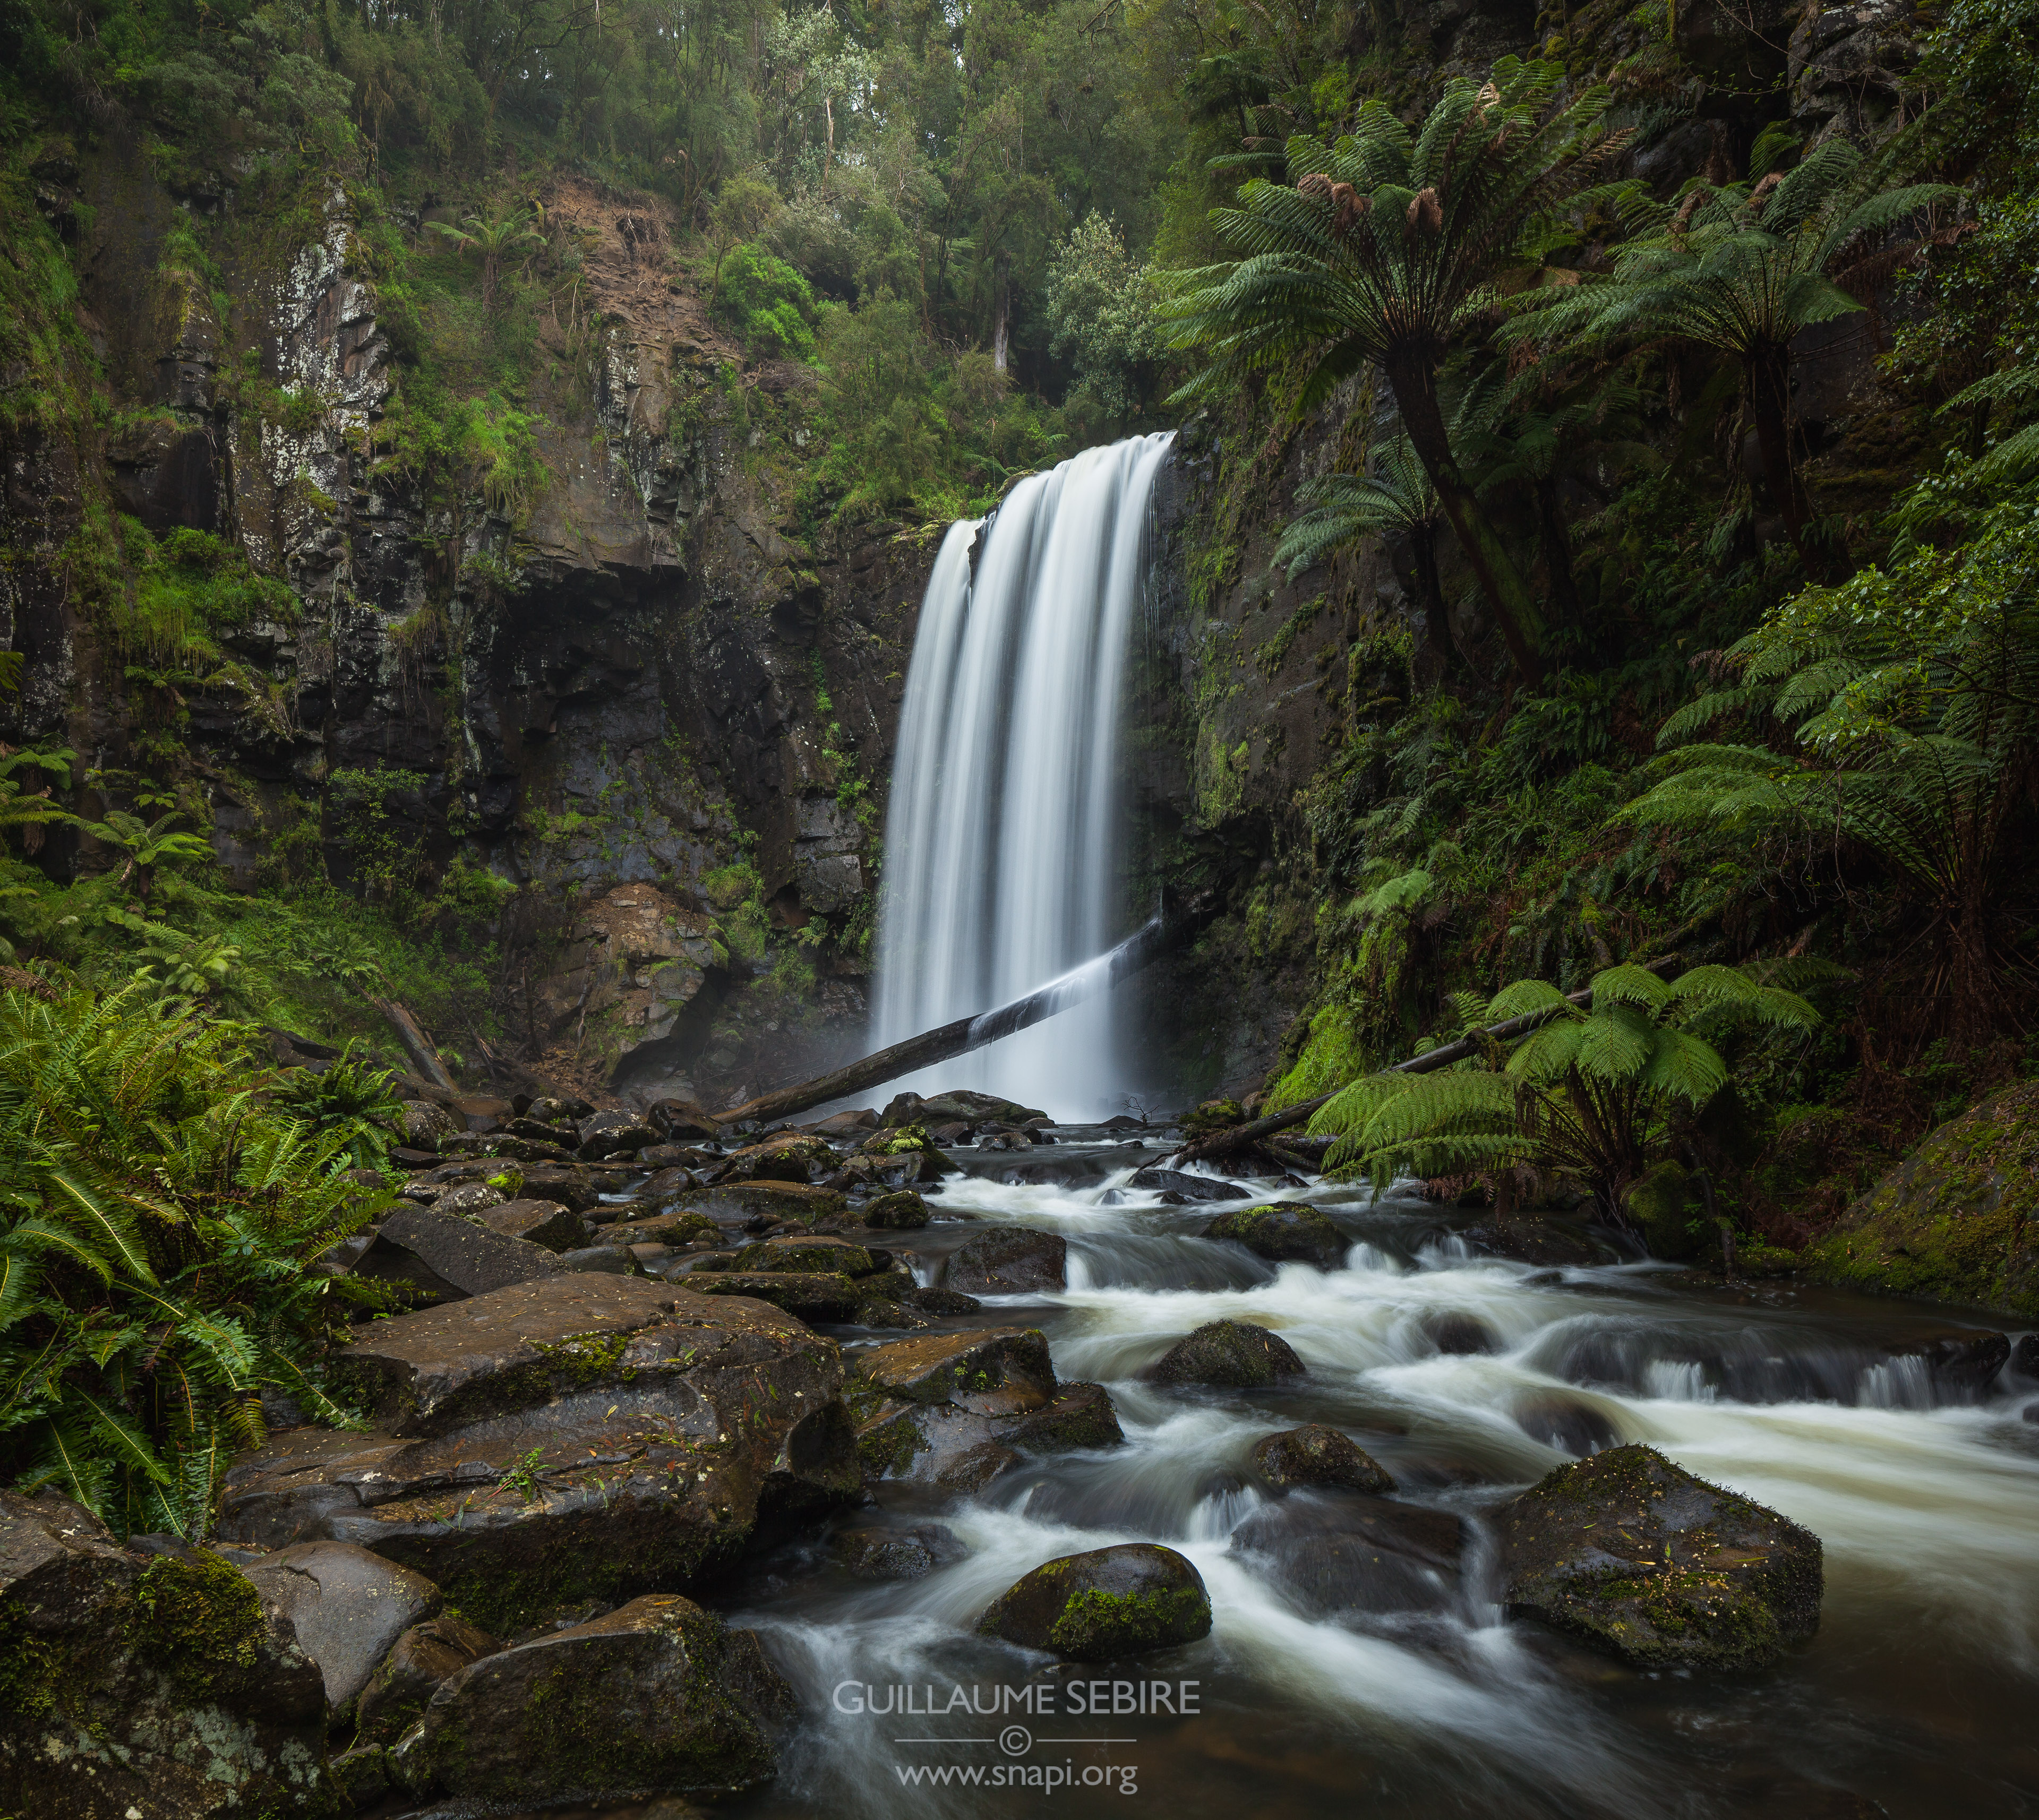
[[709, 908, 1198, 1127], [1165, 957, 1679, 1168]]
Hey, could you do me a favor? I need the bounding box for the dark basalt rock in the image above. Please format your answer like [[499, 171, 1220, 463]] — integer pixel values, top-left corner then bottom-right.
[[1202, 1203, 1347, 1267], [1252, 1424, 1394, 1493], [847, 1328, 1123, 1486], [355, 1614, 501, 1744], [733, 1234, 878, 1276], [578, 1111, 663, 1161], [1497, 1444, 1823, 1671], [1131, 1167, 1250, 1203], [678, 1181, 849, 1225], [1423, 1310, 1500, 1355], [943, 1225, 1067, 1293], [1153, 1319, 1306, 1388], [478, 1199, 594, 1253], [862, 1189, 930, 1229], [693, 1269, 866, 1322], [0, 1491, 328, 1820], [1459, 1219, 1616, 1268], [1513, 1392, 1621, 1457], [350, 1203, 562, 1303], [517, 1160, 601, 1213], [1883, 1326, 2010, 1395], [390, 1594, 793, 1802], [834, 1523, 966, 1581], [217, 1279, 859, 1633], [239, 1539, 440, 1718], [1229, 1493, 1463, 1615], [978, 1544, 1212, 1661]]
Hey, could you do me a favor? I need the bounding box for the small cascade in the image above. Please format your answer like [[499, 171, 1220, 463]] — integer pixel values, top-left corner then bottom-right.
[[871, 432, 1175, 1119]]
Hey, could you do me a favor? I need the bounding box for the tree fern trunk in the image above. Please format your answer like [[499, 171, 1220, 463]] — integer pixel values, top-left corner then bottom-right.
[[1748, 348, 1818, 574], [1385, 355, 1547, 688]]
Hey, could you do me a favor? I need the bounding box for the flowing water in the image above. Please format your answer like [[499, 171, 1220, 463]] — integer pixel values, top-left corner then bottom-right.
[[701, 1151, 2039, 1820], [869, 432, 1175, 1120]]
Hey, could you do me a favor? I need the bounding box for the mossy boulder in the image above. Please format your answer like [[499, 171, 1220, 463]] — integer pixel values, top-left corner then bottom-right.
[[390, 1593, 792, 1802], [1497, 1444, 1822, 1671], [1252, 1424, 1393, 1493], [1153, 1319, 1306, 1388], [1622, 1159, 1709, 1260], [0, 1492, 329, 1819], [942, 1225, 1068, 1293], [1181, 1097, 1246, 1140], [862, 1189, 930, 1229], [694, 1269, 866, 1321], [1202, 1203, 1347, 1267], [978, 1544, 1212, 1661], [732, 1233, 877, 1275], [1807, 1080, 2039, 1317]]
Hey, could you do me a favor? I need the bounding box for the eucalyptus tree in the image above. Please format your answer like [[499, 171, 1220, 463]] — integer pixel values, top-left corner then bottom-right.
[[1509, 138, 1958, 571], [1169, 57, 1634, 686]]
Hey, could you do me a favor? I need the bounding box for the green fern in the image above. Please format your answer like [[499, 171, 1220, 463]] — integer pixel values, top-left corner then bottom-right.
[[1307, 962, 1819, 1218]]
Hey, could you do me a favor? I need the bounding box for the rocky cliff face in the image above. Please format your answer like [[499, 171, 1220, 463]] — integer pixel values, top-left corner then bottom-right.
[[1, 152, 936, 1108]]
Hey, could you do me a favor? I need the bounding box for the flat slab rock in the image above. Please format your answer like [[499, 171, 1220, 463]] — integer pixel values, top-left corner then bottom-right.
[[239, 1539, 440, 1715], [1497, 1444, 1822, 1670], [219, 1279, 858, 1633], [353, 1203, 563, 1302], [979, 1544, 1212, 1661], [391, 1593, 794, 1804], [849, 1328, 1124, 1490]]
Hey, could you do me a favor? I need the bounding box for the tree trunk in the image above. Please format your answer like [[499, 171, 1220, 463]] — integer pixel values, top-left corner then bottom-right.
[[1747, 347, 1818, 574], [991, 250, 1012, 373], [376, 998, 458, 1094], [1534, 474, 1581, 630], [1385, 356, 1546, 687]]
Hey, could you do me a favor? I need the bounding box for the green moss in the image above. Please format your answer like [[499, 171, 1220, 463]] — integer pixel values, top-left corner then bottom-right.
[[0, 1596, 58, 1719], [1044, 1584, 1211, 1658], [127, 1552, 266, 1693]]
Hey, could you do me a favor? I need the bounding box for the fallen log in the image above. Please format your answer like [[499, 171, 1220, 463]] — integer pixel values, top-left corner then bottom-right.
[[709, 907, 1199, 1128], [375, 997, 458, 1095], [1166, 957, 1680, 1169]]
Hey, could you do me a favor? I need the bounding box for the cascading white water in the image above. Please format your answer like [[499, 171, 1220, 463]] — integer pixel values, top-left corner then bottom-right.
[[871, 432, 1174, 1119]]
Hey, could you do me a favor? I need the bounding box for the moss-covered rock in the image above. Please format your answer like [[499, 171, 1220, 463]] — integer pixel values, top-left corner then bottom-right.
[[355, 1615, 501, 1745], [943, 1224, 1067, 1293], [732, 1234, 877, 1275], [1621, 1159, 1707, 1261], [1202, 1202, 1347, 1267], [978, 1544, 1212, 1661], [1152, 1319, 1306, 1388], [1497, 1444, 1822, 1671], [390, 1593, 792, 1802], [1182, 1098, 1246, 1140], [862, 1189, 930, 1229], [1807, 1081, 2039, 1317], [0, 1493, 329, 1819], [1251, 1423, 1393, 1493]]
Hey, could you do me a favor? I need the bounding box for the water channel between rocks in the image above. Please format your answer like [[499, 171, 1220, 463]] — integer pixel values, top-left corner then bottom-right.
[[485, 1132, 2039, 1820]]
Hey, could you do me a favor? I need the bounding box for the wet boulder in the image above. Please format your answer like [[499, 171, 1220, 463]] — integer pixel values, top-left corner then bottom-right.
[[578, 1110, 662, 1161], [349, 1203, 562, 1302], [1252, 1424, 1394, 1493], [216, 1278, 859, 1634], [1153, 1319, 1306, 1388], [478, 1199, 593, 1253], [734, 1233, 877, 1275], [834, 1523, 966, 1581], [517, 1160, 600, 1213], [678, 1181, 849, 1226], [1513, 1391, 1621, 1457], [1884, 1326, 2010, 1396], [0, 1492, 328, 1820], [943, 1225, 1067, 1294], [978, 1544, 1212, 1661], [355, 1614, 500, 1744], [863, 1189, 930, 1229], [714, 1134, 836, 1185], [1422, 1310, 1499, 1355], [694, 1270, 867, 1323], [849, 1329, 1123, 1488], [1459, 1219, 1616, 1268], [1230, 1493, 1463, 1616], [391, 1594, 793, 1802], [239, 1540, 440, 1719], [401, 1098, 457, 1153], [1131, 1167, 1250, 1203], [1497, 1444, 1823, 1670], [1202, 1203, 1347, 1267]]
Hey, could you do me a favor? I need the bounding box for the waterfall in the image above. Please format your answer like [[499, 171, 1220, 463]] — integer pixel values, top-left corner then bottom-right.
[[871, 432, 1174, 1120]]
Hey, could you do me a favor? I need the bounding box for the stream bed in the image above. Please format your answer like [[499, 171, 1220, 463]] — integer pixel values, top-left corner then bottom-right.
[[519, 1133, 2039, 1820]]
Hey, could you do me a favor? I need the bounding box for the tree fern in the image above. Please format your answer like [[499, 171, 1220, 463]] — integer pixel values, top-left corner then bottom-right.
[[1309, 961, 1818, 1217]]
